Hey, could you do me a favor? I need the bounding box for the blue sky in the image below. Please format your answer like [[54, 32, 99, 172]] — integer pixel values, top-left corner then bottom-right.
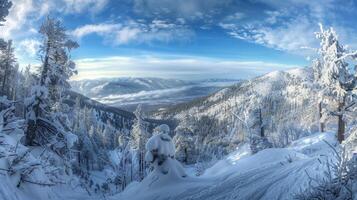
[[1, 0, 357, 80]]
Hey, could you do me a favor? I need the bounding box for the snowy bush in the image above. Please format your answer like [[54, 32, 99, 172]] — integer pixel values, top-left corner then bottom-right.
[[0, 97, 57, 189], [153, 124, 170, 135], [296, 145, 356, 200], [173, 125, 198, 164], [145, 124, 186, 178], [250, 134, 273, 154]]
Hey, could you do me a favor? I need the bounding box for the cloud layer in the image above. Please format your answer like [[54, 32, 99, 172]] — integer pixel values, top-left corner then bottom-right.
[[2, 0, 357, 80], [71, 19, 193, 45], [73, 55, 299, 80]]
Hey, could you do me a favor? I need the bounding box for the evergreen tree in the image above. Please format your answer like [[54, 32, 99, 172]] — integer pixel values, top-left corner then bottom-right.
[[0, 0, 12, 26], [173, 119, 197, 164], [315, 24, 357, 143], [131, 104, 149, 181], [312, 59, 325, 132], [0, 40, 17, 97], [248, 107, 272, 154], [25, 17, 78, 153]]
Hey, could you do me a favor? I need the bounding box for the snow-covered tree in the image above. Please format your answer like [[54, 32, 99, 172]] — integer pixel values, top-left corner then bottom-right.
[[22, 65, 36, 95], [315, 24, 357, 143], [131, 104, 149, 181], [173, 120, 197, 164], [0, 40, 17, 97], [25, 17, 78, 154], [37, 16, 78, 105], [312, 59, 326, 132], [247, 107, 272, 154], [0, 0, 11, 26], [145, 124, 186, 178], [153, 124, 171, 135]]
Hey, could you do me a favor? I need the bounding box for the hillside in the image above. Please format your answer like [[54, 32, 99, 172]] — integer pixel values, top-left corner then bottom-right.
[[151, 68, 321, 160], [64, 90, 173, 130], [117, 132, 348, 200]]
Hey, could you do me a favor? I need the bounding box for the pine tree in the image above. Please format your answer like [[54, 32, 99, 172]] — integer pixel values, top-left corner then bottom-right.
[[0, 40, 17, 97], [315, 24, 357, 143], [0, 0, 12, 26], [25, 17, 79, 152], [131, 104, 149, 181], [248, 107, 272, 154], [38, 17, 78, 106], [312, 59, 325, 132], [173, 118, 197, 164]]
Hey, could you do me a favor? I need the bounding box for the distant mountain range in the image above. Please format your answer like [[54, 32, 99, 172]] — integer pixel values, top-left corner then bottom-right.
[[70, 77, 240, 111]]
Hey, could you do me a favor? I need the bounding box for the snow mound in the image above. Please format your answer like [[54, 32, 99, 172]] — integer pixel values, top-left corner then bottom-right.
[[117, 132, 339, 200], [288, 131, 337, 156], [145, 133, 175, 159]]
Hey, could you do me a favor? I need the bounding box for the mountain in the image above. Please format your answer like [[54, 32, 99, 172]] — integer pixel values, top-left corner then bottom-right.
[[151, 67, 320, 161], [71, 77, 239, 111], [64, 90, 174, 132]]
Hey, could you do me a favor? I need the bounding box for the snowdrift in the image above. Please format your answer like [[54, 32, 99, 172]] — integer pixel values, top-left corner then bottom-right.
[[117, 132, 339, 200]]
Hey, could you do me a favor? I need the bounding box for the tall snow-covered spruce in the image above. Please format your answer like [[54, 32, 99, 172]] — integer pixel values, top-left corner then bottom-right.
[[173, 114, 198, 164], [131, 104, 150, 181], [315, 24, 357, 143], [0, 40, 17, 98], [25, 17, 78, 153]]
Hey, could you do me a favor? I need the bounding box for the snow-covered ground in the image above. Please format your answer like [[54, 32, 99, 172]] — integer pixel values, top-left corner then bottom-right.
[[0, 130, 344, 200], [116, 132, 338, 200]]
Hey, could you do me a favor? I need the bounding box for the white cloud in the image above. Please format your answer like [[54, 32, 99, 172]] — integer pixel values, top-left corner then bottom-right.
[[17, 39, 41, 56], [218, 0, 357, 55], [71, 24, 120, 38], [0, 0, 35, 39], [0, 0, 108, 46], [115, 27, 141, 44], [225, 12, 245, 21], [219, 1, 333, 55], [133, 0, 232, 21], [63, 0, 108, 14], [71, 20, 194, 45], [72, 55, 299, 80]]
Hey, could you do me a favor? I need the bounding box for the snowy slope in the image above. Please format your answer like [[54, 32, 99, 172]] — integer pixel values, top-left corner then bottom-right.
[[116, 132, 338, 200], [156, 67, 313, 121], [152, 67, 319, 161]]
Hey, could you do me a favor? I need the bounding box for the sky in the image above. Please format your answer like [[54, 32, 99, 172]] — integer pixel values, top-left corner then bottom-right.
[[1, 0, 357, 80]]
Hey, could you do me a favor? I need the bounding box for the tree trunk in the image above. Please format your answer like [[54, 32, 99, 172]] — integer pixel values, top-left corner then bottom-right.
[[1, 42, 10, 95], [139, 150, 144, 181], [40, 41, 51, 85], [337, 101, 345, 144], [184, 148, 188, 164], [258, 108, 265, 137], [25, 41, 50, 146], [318, 101, 325, 132], [337, 114, 345, 143], [25, 120, 37, 146]]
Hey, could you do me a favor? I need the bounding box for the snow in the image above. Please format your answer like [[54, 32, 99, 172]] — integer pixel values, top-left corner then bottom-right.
[[145, 133, 175, 158], [116, 132, 340, 200], [204, 143, 251, 176], [65, 132, 78, 148], [288, 131, 337, 156]]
